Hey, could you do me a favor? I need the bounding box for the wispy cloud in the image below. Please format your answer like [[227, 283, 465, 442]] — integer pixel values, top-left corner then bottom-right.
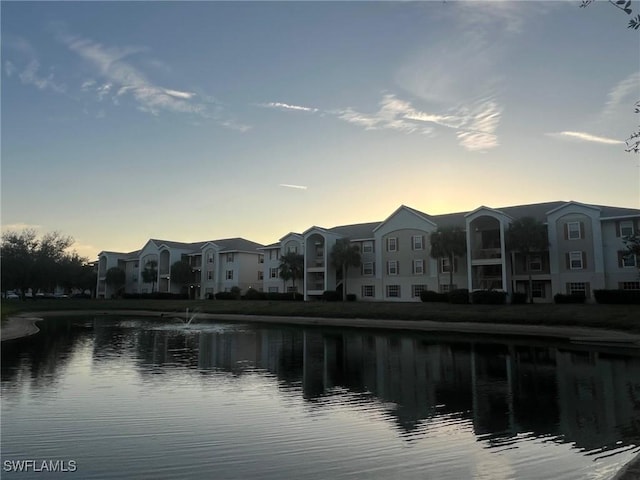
[[547, 131, 625, 145], [62, 35, 203, 116], [279, 184, 308, 190], [0, 30, 246, 130], [334, 94, 433, 135], [15, 59, 66, 93], [259, 102, 318, 113], [602, 71, 640, 118]]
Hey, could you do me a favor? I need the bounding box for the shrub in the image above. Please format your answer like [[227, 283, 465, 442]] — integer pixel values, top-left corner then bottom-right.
[[264, 292, 303, 301], [554, 293, 586, 304], [448, 289, 470, 304], [214, 291, 239, 300], [346, 294, 357, 302], [511, 292, 528, 304], [121, 292, 188, 300], [322, 290, 341, 302], [420, 290, 448, 303], [593, 289, 640, 304], [472, 290, 507, 305], [244, 288, 266, 300]]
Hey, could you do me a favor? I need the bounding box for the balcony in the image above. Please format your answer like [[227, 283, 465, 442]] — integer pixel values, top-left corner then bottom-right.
[[472, 248, 502, 260]]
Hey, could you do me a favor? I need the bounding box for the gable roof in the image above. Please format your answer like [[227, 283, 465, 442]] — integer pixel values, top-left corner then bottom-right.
[[329, 221, 381, 239]]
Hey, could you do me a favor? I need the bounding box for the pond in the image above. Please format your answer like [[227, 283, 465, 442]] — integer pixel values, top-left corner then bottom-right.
[[1, 316, 639, 479]]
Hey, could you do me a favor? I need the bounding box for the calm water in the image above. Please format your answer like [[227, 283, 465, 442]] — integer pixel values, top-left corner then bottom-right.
[[1, 316, 639, 479]]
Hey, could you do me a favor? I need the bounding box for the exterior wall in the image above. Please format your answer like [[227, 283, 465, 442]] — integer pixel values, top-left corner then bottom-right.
[[97, 252, 131, 299], [602, 217, 640, 290], [303, 229, 341, 299], [262, 247, 282, 293], [373, 208, 438, 302], [548, 204, 605, 301], [349, 239, 378, 301]]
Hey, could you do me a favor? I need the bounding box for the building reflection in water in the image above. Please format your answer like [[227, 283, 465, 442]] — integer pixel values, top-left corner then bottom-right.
[[3, 318, 637, 458], [125, 323, 640, 454]]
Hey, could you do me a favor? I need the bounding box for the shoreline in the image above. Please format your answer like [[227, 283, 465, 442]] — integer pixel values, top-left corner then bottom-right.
[[3, 310, 640, 478], [3, 310, 640, 348]]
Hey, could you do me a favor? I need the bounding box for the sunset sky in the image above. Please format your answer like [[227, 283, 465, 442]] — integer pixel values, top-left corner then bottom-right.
[[2, 1, 639, 260]]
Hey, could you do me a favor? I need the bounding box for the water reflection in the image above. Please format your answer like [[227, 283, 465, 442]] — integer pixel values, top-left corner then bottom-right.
[[2, 316, 639, 479]]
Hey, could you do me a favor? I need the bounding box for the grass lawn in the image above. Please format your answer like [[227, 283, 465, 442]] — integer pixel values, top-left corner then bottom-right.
[[1, 298, 639, 333]]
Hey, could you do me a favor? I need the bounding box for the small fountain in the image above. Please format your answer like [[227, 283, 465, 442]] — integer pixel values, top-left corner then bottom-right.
[[183, 308, 200, 326]]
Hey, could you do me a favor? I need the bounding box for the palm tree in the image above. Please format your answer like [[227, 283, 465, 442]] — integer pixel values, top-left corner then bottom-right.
[[141, 260, 158, 293], [105, 266, 125, 298], [330, 238, 361, 301], [279, 252, 304, 295], [506, 217, 548, 303], [429, 227, 466, 292]]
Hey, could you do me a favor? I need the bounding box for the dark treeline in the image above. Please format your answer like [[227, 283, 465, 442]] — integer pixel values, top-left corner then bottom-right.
[[1, 229, 96, 299]]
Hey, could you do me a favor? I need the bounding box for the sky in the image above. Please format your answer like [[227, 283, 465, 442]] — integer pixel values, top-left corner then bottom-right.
[[1, 1, 639, 260]]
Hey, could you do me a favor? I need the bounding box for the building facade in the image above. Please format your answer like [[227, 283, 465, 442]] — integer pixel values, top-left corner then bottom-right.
[[96, 238, 264, 299], [96, 200, 640, 302]]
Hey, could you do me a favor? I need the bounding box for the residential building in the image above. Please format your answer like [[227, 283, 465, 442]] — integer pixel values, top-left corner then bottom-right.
[[96, 238, 264, 299], [296, 201, 639, 303], [96, 200, 639, 302]]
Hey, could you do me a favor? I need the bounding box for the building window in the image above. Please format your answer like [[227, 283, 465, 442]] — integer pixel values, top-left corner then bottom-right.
[[225, 270, 234, 280], [386, 285, 400, 298], [413, 259, 424, 275], [269, 250, 278, 260], [620, 220, 635, 237], [258, 271, 264, 280], [362, 285, 375, 297], [569, 251, 584, 270], [621, 253, 637, 268], [268, 287, 279, 293], [568, 282, 589, 297], [269, 267, 278, 279], [226, 253, 234, 263], [362, 262, 374, 276], [412, 235, 424, 251], [207, 271, 213, 280], [362, 241, 373, 253], [287, 246, 298, 254], [439, 284, 457, 293], [386, 237, 397, 252], [412, 284, 427, 297], [528, 254, 542, 272], [387, 261, 398, 275], [620, 282, 640, 290], [207, 253, 214, 264], [532, 281, 545, 298], [567, 222, 581, 240], [132, 275, 137, 282], [441, 258, 456, 273], [258, 255, 264, 264], [287, 286, 298, 293]]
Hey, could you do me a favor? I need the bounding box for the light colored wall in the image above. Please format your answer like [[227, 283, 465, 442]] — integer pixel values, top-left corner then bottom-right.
[[602, 217, 640, 289]]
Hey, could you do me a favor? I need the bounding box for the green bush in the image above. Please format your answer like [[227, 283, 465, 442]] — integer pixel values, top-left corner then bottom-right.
[[420, 290, 448, 302], [511, 292, 528, 304], [472, 290, 507, 305], [322, 290, 341, 302], [554, 293, 586, 304], [122, 292, 188, 300], [215, 291, 239, 300], [593, 289, 640, 304], [447, 289, 470, 304], [244, 288, 266, 300], [346, 294, 356, 302]]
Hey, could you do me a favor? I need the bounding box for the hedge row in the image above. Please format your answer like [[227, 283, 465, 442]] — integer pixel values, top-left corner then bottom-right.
[[121, 292, 188, 300], [554, 293, 586, 304], [420, 289, 470, 304], [471, 290, 507, 305], [594, 289, 640, 304]]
